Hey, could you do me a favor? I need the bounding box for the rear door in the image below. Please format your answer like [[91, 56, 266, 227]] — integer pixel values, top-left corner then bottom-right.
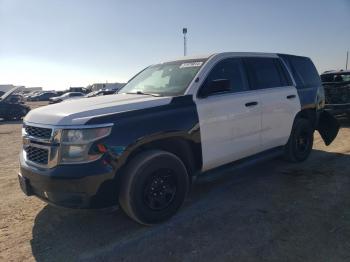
[[279, 54, 323, 110], [244, 57, 300, 150], [195, 58, 262, 171], [280, 55, 339, 145]]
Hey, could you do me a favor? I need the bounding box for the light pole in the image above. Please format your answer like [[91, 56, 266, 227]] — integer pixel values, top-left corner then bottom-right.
[[346, 50, 349, 70], [183, 28, 187, 56]]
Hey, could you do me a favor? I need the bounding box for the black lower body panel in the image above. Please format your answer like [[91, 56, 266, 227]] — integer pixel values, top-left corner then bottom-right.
[[19, 155, 119, 209]]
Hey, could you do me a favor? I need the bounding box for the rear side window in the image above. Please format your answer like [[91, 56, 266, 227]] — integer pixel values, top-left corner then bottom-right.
[[201, 58, 249, 94], [244, 57, 290, 90], [281, 55, 321, 89]]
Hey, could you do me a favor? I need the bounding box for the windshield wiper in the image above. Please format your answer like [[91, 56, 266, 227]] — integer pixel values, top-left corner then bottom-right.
[[125, 91, 162, 97]]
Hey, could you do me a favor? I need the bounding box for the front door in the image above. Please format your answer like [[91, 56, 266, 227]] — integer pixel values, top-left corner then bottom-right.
[[195, 58, 262, 171]]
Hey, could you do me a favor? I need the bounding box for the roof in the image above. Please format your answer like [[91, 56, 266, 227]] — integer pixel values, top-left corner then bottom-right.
[[161, 52, 283, 64]]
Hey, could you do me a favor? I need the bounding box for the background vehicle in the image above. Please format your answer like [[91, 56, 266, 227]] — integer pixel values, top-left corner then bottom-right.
[[19, 52, 339, 225], [0, 87, 30, 121], [321, 70, 350, 119], [85, 89, 117, 98], [24, 91, 41, 100], [49, 92, 84, 103], [27, 92, 58, 101], [7, 94, 25, 104]]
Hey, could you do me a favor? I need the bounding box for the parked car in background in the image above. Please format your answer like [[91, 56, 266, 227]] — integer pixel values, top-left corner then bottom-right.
[[0, 87, 30, 121], [27, 92, 58, 101], [84, 89, 117, 98], [321, 70, 350, 119], [49, 92, 84, 104], [24, 91, 41, 100], [8, 94, 25, 104]]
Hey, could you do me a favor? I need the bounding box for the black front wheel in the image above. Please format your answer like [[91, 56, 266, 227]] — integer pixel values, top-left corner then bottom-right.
[[119, 150, 189, 225], [284, 118, 314, 162]]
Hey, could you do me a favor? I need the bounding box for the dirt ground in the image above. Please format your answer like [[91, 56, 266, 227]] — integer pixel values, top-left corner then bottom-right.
[[0, 103, 350, 261]]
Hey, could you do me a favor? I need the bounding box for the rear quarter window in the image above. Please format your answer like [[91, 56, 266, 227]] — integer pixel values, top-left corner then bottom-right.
[[281, 55, 321, 89]]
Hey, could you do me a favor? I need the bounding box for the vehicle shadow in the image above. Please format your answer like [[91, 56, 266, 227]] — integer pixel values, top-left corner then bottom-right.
[[31, 148, 350, 262]]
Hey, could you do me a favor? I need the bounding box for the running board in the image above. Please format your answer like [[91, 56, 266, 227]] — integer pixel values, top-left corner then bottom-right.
[[194, 147, 284, 183]]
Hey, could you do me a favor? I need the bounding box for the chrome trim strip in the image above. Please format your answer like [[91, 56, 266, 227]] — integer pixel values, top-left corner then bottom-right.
[[22, 134, 52, 144], [23, 122, 114, 129]]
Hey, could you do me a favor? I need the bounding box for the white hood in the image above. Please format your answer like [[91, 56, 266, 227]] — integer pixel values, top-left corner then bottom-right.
[[24, 94, 172, 126]]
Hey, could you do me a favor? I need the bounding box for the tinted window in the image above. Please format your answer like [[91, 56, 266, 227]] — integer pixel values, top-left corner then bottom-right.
[[201, 58, 248, 95], [281, 55, 321, 88], [244, 57, 288, 89]]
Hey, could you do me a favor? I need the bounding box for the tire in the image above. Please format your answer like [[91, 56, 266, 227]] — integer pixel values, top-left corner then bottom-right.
[[284, 118, 314, 162], [119, 150, 189, 225]]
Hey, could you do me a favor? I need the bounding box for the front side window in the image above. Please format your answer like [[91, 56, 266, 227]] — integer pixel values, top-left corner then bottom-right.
[[245, 57, 288, 89], [120, 59, 206, 96], [199, 58, 248, 97]]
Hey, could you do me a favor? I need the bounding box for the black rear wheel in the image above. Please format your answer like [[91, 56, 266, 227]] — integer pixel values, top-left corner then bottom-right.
[[119, 150, 189, 225], [284, 118, 314, 162]]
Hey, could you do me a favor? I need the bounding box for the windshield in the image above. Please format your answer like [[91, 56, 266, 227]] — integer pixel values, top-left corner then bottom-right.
[[119, 59, 206, 96]]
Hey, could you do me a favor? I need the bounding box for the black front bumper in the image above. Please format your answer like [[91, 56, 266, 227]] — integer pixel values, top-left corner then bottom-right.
[[19, 154, 119, 209]]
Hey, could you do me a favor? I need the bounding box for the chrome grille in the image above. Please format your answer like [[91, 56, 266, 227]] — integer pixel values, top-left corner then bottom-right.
[[25, 125, 52, 140], [25, 146, 49, 165], [22, 124, 60, 168]]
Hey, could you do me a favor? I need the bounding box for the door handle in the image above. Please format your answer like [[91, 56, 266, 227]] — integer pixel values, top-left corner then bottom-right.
[[287, 94, 296, 99], [245, 101, 258, 107]]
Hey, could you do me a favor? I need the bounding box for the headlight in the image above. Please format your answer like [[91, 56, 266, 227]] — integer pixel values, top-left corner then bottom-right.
[[60, 126, 112, 164], [62, 127, 112, 144]]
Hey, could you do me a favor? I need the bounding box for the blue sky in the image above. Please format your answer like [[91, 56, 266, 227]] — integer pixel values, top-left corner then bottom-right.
[[0, 0, 349, 90]]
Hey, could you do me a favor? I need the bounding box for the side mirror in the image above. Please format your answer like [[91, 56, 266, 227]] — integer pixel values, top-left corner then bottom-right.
[[199, 79, 231, 98]]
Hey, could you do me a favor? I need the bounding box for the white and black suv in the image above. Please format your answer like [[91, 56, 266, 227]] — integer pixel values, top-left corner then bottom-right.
[[19, 52, 339, 225]]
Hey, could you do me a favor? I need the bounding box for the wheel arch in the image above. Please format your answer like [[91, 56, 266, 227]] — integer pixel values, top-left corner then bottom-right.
[[294, 108, 318, 129], [121, 136, 202, 178]]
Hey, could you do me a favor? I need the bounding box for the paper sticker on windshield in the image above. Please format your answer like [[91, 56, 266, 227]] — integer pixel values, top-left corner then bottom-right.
[[179, 62, 203, 68]]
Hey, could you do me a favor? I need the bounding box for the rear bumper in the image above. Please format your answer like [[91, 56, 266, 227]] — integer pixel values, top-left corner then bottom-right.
[[19, 154, 118, 209]]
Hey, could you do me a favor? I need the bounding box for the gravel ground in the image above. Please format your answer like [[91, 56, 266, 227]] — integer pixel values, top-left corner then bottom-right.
[[0, 103, 349, 261]]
